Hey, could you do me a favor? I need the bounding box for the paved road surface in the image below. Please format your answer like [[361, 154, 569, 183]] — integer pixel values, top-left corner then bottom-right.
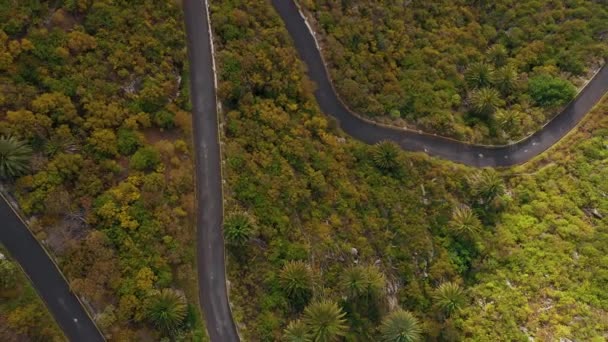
[[182, 0, 239, 341], [272, 0, 608, 167], [180, 0, 608, 341], [0, 198, 104, 342]]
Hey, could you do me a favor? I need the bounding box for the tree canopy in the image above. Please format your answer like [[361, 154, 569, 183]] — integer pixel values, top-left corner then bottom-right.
[[0, 0, 203, 338], [4, 0, 608, 341], [301, 0, 607, 143]]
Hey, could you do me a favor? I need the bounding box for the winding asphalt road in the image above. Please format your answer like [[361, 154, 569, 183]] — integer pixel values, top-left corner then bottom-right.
[[1, 0, 604, 341], [272, 0, 608, 167], [2, 0, 604, 341], [182, 0, 608, 340], [0, 1, 238, 342], [0, 197, 104, 341], [183, 0, 239, 341]]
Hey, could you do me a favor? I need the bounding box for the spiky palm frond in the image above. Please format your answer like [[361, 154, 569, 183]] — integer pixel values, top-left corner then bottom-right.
[[224, 212, 254, 246], [363, 265, 386, 299], [284, 320, 311, 342], [280, 261, 313, 308], [379, 309, 422, 342], [492, 66, 518, 94], [469, 88, 503, 116], [45, 136, 78, 156], [146, 289, 188, 334], [467, 169, 505, 204], [465, 62, 494, 89], [486, 44, 508, 67], [303, 300, 347, 342], [341, 265, 386, 299], [495, 109, 523, 134], [0, 136, 32, 179], [341, 266, 367, 298], [371, 141, 400, 171], [449, 206, 481, 237], [433, 282, 466, 316]]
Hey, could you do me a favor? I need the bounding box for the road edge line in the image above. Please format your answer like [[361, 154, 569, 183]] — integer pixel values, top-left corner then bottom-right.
[[0, 189, 106, 341], [290, 0, 607, 149]]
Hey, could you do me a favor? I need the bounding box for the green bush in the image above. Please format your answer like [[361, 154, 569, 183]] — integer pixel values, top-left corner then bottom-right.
[[300, 0, 607, 143], [529, 75, 576, 108], [0, 259, 18, 289], [154, 110, 175, 129], [130, 147, 160, 171], [117, 129, 141, 155]]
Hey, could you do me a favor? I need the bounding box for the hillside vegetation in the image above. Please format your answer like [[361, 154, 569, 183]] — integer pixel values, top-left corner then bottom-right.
[[0, 1, 205, 339], [2, 0, 608, 341], [454, 101, 608, 340], [300, 0, 608, 143], [213, 0, 608, 340], [0, 246, 63, 341]]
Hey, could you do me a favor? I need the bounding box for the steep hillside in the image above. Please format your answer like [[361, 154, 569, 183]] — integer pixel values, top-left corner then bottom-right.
[[300, 0, 607, 143]]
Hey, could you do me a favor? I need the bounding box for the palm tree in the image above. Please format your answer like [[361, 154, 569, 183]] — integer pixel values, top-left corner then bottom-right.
[[284, 320, 311, 342], [363, 266, 386, 299], [280, 261, 314, 309], [371, 141, 400, 171], [341, 266, 367, 298], [341, 265, 386, 299], [449, 206, 481, 238], [45, 134, 78, 156], [146, 288, 188, 334], [495, 109, 523, 136], [303, 300, 348, 342], [469, 88, 503, 117], [467, 169, 505, 205], [486, 44, 508, 67], [492, 65, 518, 95], [465, 62, 494, 89], [433, 282, 466, 316], [379, 309, 422, 342], [0, 136, 32, 179], [224, 212, 254, 246]]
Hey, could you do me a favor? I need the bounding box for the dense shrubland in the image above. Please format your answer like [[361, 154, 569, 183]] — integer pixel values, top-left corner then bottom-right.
[[300, 0, 608, 143], [454, 100, 608, 340], [212, 0, 501, 339], [212, 0, 608, 340], [3, 0, 608, 340], [0, 247, 63, 341], [0, 1, 204, 339]]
